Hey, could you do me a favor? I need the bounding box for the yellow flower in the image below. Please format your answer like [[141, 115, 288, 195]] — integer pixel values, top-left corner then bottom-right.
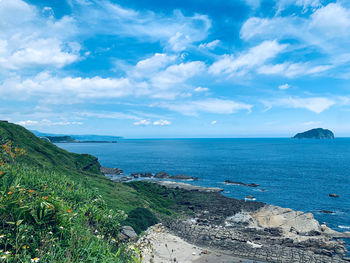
[[1, 255, 7, 259], [0, 234, 4, 238], [31, 258, 40, 262], [4, 251, 10, 255]]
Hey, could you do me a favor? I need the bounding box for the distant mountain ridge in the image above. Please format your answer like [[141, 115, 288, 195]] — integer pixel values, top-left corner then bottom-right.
[[293, 128, 335, 139], [31, 130, 122, 142]]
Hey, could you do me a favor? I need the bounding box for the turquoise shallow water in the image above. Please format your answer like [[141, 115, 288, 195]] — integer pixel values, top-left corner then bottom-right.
[[57, 138, 350, 234]]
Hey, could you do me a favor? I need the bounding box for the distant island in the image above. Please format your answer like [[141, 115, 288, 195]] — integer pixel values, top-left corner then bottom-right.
[[31, 130, 121, 143], [293, 128, 335, 139]]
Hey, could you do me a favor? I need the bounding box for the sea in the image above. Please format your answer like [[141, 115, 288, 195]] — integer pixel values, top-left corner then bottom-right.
[[57, 138, 350, 239]]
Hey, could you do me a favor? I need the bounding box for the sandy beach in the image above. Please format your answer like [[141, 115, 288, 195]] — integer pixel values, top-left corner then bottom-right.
[[138, 224, 265, 263]]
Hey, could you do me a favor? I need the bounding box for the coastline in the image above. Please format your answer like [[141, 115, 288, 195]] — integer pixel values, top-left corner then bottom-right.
[[127, 180, 350, 263]]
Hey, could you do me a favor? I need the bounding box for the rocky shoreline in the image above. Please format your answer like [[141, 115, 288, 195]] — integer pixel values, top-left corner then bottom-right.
[[142, 180, 350, 263]]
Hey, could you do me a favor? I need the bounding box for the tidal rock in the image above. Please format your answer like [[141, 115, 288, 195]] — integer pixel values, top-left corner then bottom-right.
[[100, 167, 123, 175], [120, 226, 138, 241], [320, 210, 336, 214], [130, 172, 153, 178], [154, 172, 170, 178], [224, 180, 259, 187], [170, 174, 198, 180], [329, 193, 339, 198]]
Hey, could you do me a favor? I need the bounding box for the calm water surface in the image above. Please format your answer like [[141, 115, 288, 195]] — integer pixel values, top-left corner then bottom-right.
[[57, 138, 350, 233]]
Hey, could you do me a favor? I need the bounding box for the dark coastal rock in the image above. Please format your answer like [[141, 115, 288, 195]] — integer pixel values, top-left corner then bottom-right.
[[224, 180, 260, 188], [293, 128, 335, 139], [224, 180, 246, 185], [154, 172, 170, 178], [100, 167, 123, 175], [120, 226, 138, 241], [329, 193, 340, 198], [320, 210, 336, 214], [130, 172, 153, 178], [170, 174, 198, 180]]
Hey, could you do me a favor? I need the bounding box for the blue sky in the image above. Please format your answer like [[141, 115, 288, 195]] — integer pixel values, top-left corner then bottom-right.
[[1, 0, 350, 138]]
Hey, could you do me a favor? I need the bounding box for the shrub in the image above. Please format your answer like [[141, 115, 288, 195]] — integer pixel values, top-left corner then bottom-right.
[[124, 208, 158, 234]]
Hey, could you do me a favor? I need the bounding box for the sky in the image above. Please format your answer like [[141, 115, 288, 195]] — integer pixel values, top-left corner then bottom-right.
[[2, 0, 350, 138]]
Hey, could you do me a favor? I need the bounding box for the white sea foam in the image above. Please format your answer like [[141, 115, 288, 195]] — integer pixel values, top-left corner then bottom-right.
[[338, 225, 350, 229]]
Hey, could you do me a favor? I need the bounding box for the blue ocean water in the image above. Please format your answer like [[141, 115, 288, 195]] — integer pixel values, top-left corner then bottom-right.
[[57, 138, 350, 233]]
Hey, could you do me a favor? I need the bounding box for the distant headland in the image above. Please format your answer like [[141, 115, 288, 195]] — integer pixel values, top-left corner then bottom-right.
[[293, 128, 335, 139]]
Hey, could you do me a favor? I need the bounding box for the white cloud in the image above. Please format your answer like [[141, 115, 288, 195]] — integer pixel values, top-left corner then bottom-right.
[[156, 98, 252, 116], [194, 86, 209, 92], [301, 121, 322, 126], [17, 119, 83, 127], [264, 97, 335, 113], [209, 40, 288, 76], [275, 0, 322, 14], [153, 120, 171, 126], [72, 2, 211, 52], [198, 40, 220, 50], [0, 0, 79, 71], [258, 62, 333, 77], [211, 120, 217, 125], [0, 72, 133, 103], [278, 84, 290, 90], [133, 119, 151, 126], [240, 3, 350, 77], [245, 0, 261, 9]]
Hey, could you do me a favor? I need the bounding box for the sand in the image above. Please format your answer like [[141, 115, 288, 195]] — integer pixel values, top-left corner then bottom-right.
[[137, 224, 265, 263]]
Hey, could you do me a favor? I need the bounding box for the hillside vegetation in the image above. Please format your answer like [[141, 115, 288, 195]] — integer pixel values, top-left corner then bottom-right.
[[0, 121, 163, 262]]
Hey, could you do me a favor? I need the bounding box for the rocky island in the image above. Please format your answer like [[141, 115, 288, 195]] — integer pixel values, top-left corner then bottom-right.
[[293, 128, 335, 139]]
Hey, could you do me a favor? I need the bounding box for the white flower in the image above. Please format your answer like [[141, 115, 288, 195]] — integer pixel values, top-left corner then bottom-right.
[[4, 251, 10, 255], [1, 255, 7, 259], [0, 234, 4, 239], [31, 258, 40, 262]]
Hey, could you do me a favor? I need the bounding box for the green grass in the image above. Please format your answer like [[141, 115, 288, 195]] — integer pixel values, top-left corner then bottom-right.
[[0, 165, 138, 262], [0, 121, 195, 262]]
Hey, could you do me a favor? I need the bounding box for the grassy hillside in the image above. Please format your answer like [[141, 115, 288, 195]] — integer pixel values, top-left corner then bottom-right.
[[0, 121, 162, 262]]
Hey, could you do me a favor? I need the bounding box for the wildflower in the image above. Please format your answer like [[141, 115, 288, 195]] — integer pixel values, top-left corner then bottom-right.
[[22, 246, 27, 249], [29, 190, 34, 193], [111, 238, 116, 243], [43, 196, 48, 200], [8, 191, 12, 195], [9, 187, 13, 190], [21, 236, 25, 239], [1, 255, 7, 259], [67, 209, 72, 213], [97, 235, 104, 239], [0, 172, 2, 175], [4, 251, 10, 255], [31, 257, 40, 262], [59, 226, 63, 229], [0, 234, 4, 238], [0, 250, 2, 253], [48, 231, 53, 235]]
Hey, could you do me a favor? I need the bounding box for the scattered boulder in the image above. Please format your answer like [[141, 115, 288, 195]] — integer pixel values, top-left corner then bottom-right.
[[320, 210, 336, 214], [100, 167, 123, 175], [120, 226, 138, 241], [247, 183, 260, 187], [154, 172, 170, 179], [130, 172, 153, 178], [224, 180, 260, 187], [329, 193, 339, 198], [224, 180, 245, 186], [170, 174, 198, 180]]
